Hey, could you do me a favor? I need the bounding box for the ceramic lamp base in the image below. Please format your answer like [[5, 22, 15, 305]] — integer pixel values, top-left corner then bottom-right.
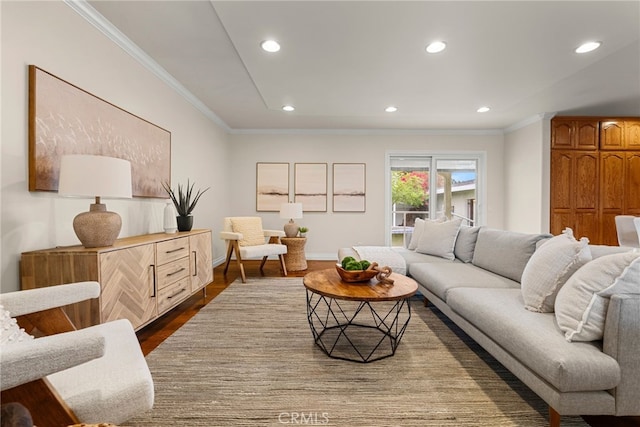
[[73, 203, 122, 248], [284, 220, 299, 238]]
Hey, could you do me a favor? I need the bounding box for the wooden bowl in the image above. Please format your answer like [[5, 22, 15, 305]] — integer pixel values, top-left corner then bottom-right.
[[335, 264, 378, 282]]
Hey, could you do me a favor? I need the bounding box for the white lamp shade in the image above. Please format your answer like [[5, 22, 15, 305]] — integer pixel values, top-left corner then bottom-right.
[[279, 202, 303, 219], [58, 154, 133, 199]]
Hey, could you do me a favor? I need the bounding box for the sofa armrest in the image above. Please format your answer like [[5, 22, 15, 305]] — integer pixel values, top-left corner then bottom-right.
[[0, 282, 100, 317], [264, 229, 285, 238], [0, 328, 105, 390], [603, 293, 640, 415], [220, 231, 243, 241]]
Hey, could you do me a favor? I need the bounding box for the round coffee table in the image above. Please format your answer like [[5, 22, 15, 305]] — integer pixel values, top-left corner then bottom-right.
[[303, 268, 418, 363]]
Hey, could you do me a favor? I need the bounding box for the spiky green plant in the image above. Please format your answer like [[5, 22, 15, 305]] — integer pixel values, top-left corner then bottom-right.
[[162, 180, 210, 216]]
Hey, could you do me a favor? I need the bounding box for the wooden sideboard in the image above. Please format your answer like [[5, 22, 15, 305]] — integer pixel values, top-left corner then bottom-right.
[[20, 229, 213, 331]]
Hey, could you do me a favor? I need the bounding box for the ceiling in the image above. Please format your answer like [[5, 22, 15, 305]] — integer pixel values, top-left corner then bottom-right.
[[87, 1, 640, 132]]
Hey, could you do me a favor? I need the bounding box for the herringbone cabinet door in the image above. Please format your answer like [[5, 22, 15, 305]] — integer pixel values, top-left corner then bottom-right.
[[100, 244, 157, 329], [190, 232, 213, 292]]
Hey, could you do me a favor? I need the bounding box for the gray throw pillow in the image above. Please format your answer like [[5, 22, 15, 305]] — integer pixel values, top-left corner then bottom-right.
[[472, 228, 551, 283], [454, 225, 481, 263]]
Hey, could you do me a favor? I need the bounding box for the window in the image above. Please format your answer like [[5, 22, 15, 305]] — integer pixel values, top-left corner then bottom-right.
[[385, 152, 484, 247]]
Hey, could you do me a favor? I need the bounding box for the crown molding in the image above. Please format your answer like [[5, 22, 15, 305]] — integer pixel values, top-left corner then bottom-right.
[[64, 0, 230, 132], [229, 127, 504, 136]]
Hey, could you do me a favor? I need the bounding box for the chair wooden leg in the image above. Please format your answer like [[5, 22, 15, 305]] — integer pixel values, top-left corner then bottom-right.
[[260, 256, 268, 271], [279, 254, 288, 277], [223, 242, 234, 275], [232, 241, 246, 283], [549, 406, 561, 427]]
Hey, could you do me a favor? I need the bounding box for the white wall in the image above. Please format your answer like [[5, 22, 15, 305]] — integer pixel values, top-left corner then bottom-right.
[[503, 116, 550, 233], [1, 1, 230, 292], [229, 132, 506, 259]]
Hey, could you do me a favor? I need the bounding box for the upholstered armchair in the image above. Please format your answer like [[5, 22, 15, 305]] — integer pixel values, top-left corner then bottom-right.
[[0, 282, 154, 426], [220, 216, 288, 283], [615, 215, 640, 247]]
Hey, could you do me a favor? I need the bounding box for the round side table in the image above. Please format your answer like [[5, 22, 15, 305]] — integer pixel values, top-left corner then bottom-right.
[[281, 237, 308, 271]]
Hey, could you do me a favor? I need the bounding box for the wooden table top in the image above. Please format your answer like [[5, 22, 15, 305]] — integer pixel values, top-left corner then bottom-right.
[[303, 268, 418, 302]]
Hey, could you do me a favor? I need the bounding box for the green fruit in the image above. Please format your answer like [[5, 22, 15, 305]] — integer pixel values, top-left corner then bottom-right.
[[345, 260, 363, 271], [341, 256, 356, 268], [360, 260, 371, 270]]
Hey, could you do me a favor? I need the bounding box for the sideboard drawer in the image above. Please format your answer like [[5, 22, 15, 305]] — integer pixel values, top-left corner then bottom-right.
[[157, 277, 190, 314], [156, 237, 190, 265], [156, 256, 190, 289]]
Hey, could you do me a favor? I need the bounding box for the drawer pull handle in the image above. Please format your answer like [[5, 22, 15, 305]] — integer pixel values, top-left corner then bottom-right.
[[167, 267, 186, 277], [166, 247, 185, 254], [150, 264, 157, 297], [167, 288, 187, 299]]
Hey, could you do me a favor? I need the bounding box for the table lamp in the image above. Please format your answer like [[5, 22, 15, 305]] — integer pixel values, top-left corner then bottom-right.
[[58, 154, 133, 247], [279, 202, 303, 238]]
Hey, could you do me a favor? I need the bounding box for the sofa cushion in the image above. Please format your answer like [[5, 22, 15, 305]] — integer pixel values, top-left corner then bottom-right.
[[230, 217, 265, 247], [555, 251, 640, 342], [446, 288, 621, 392], [521, 228, 592, 313], [472, 228, 550, 283], [416, 218, 462, 261], [411, 262, 519, 301], [454, 225, 481, 263]]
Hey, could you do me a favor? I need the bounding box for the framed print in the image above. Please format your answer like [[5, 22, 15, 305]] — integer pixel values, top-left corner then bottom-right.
[[256, 163, 289, 211], [294, 163, 327, 212], [333, 163, 366, 212], [28, 65, 171, 198]]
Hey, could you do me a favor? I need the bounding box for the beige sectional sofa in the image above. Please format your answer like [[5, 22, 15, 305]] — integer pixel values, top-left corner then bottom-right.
[[340, 225, 640, 426]]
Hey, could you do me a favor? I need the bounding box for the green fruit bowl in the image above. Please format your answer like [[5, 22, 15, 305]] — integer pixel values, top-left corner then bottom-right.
[[335, 264, 378, 282]]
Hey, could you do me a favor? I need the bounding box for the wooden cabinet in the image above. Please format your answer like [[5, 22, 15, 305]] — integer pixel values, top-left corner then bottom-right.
[[551, 118, 599, 150], [20, 229, 213, 330], [189, 232, 213, 293], [600, 119, 640, 150], [550, 116, 640, 245]]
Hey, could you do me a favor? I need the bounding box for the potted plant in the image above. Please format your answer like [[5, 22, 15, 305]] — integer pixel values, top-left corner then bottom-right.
[[162, 180, 210, 232], [298, 226, 308, 237]]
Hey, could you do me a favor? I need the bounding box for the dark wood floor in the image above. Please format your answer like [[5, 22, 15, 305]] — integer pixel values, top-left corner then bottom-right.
[[136, 260, 639, 427]]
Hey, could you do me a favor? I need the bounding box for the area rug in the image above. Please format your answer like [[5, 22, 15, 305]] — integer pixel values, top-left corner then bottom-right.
[[127, 278, 587, 426]]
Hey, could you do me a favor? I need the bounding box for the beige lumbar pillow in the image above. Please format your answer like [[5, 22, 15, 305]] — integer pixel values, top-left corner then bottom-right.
[[521, 228, 591, 313], [230, 217, 265, 246], [415, 218, 462, 260], [555, 251, 640, 342]]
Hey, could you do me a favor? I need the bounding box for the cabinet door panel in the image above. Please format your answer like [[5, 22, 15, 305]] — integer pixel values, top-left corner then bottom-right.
[[100, 244, 156, 329], [575, 213, 599, 243], [600, 121, 624, 150], [550, 151, 573, 210], [625, 153, 640, 212], [600, 213, 620, 246], [626, 121, 640, 149], [551, 120, 573, 149], [190, 232, 213, 292], [600, 153, 625, 210], [576, 121, 598, 149], [575, 153, 598, 210]]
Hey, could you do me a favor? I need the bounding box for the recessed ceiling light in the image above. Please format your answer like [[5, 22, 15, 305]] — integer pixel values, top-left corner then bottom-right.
[[385, 106, 398, 113], [261, 39, 281, 53], [575, 41, 601, 54], [282, 105, 295, 112], [477, 106, 490, 113], [425, 41, 447, 54]]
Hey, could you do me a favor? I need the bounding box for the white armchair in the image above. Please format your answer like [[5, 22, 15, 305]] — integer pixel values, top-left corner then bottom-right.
[[0, 282, 154, 426], [220, 216, 288, 283], [615, 215, 640, 247]]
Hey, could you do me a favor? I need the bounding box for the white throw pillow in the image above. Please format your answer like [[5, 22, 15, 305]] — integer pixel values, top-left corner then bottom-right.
[[555, 251, 640, 342], [415, 218, 462, 261], [407, 217, 444, 250], [521, 228, 592, 313], [0, 305, 34, 345], [230, 217, 265, 247]]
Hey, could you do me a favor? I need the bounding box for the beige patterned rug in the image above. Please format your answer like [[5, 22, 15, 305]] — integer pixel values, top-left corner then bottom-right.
[[128, 278, 587, 426]]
